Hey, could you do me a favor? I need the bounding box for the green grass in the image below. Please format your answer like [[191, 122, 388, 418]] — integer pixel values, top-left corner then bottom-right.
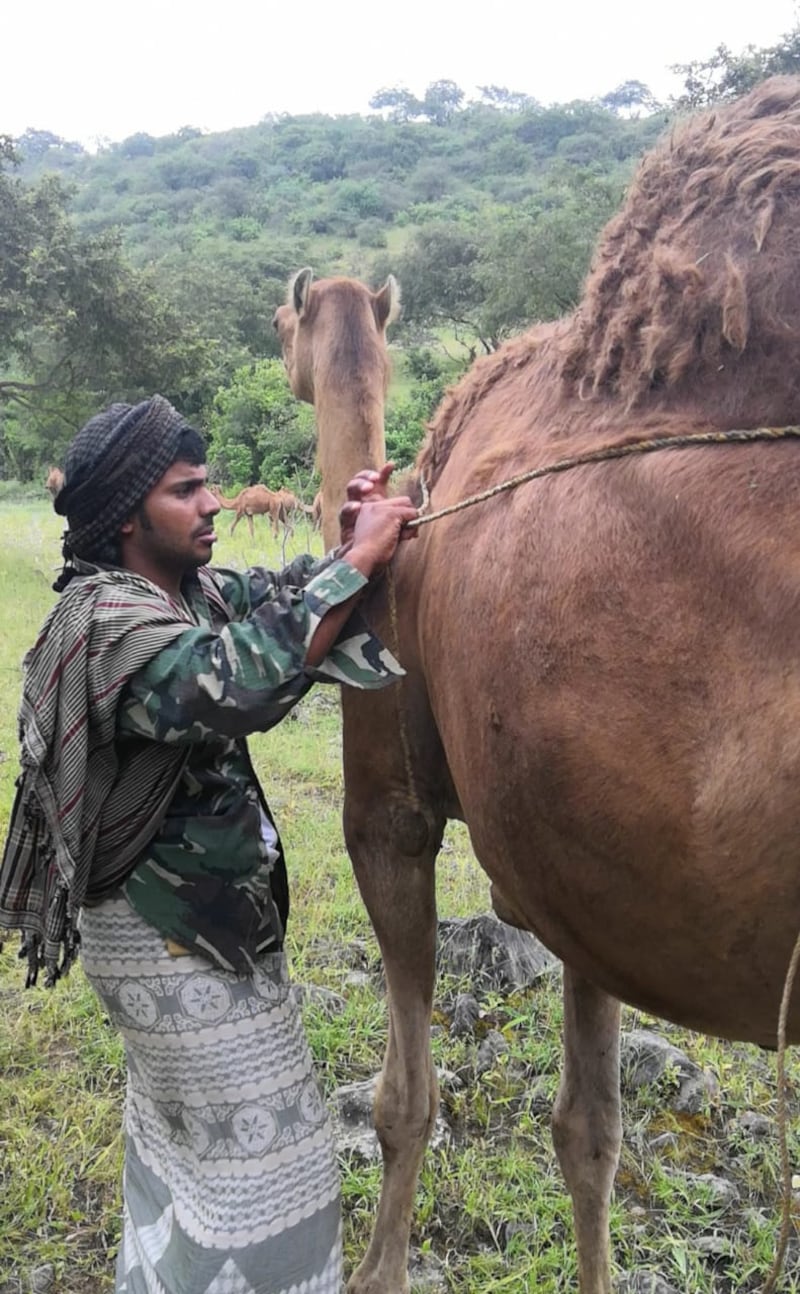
[[0, 500, 799, 1292]]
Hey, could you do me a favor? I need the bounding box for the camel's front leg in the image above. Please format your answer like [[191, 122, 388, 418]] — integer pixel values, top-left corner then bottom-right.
[[344, 803, 440, 1294], [552, 965, 622, 1294]]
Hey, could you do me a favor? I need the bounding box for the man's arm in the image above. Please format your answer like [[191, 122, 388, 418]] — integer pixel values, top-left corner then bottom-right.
[[118, 491, 418, 742], [306, 491, 417, 665]]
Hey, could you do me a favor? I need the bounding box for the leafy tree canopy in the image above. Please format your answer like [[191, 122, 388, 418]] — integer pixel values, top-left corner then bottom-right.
[[671, 24, 800, 108], [207, 359, 317, 491], [390, 164, 622, 352], [369, 79, 466, 125], [477, 86, 539, 113], [368, 86, 424, 124], [600, 81, 661, 117], [0, 142, 209, 475]]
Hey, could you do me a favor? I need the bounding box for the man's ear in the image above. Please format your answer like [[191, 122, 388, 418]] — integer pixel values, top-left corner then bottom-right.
[[119, 517, 135, 536]]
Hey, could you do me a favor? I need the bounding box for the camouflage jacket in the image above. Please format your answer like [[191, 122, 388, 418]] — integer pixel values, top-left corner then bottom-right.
[[117, 554, 401, 972]]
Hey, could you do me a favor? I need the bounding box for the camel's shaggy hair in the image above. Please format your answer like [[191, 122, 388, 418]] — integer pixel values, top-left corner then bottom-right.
[[562, 76, 800, 406]]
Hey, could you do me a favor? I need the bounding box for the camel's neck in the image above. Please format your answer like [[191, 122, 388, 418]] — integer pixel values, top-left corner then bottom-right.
[[316, 389, 386, 550]]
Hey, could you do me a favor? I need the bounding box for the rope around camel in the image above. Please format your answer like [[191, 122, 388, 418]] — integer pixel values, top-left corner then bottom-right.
[[386, 424, 800, 1290], [404, 423, 800, 529]]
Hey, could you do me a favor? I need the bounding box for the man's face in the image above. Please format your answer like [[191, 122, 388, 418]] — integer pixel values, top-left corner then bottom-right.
[[120, 460, 220, 591]]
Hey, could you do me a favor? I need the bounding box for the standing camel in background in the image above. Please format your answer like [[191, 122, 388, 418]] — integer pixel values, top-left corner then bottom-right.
[[210, 484, 286, 538], [45, 466, 64, 498], [273, 269, 399, 547], [274, 78, 800, 1294], [274, 486, 316, 532]]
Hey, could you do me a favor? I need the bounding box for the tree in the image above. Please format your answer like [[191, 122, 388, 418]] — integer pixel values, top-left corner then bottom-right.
[[369, 80, 465, 125], [392, 162, 624, 352], [671, 25, 800, 108], [118, 132, 157, 159], [600, 81, 660, 118], [478, 172, 620, 337], [159, 241, 302, 363], [421, 80, 465, 125], [207, 360, 316, 489], [477, 86, 538, 113], [369, 87, 424, 123], [385, 360, 452, 468], [0, 143, 209, 474], [14, 129, 84, 161], [393, 221, 493, 353]]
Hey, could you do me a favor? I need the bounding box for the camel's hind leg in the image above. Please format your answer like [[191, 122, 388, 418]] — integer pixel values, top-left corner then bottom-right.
[[552, 966, 621, 1294], [345, 809, 441, 1294]]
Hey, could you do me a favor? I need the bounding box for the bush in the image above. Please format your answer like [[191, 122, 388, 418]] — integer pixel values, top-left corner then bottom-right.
[[356, 219, 388, 249], [385, 376, 448, 468], [208, 359, 317, 488]]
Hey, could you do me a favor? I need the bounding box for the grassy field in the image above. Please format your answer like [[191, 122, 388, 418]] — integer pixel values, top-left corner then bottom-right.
[[0, 499, 799, 1293]]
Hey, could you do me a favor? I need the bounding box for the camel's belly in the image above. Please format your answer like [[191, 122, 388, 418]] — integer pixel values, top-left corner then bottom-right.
[[422, 621, 800, 1047], [445, 740, 800, 1046]]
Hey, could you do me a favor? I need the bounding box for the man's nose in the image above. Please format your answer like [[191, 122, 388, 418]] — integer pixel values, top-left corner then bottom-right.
[[201, 487, 220, 516]]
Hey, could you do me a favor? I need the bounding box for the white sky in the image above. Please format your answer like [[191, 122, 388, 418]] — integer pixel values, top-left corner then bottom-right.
[[4, 0, 800, 148]]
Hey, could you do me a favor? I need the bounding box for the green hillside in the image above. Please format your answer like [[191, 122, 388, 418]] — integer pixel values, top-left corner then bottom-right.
[[3, 33, 798, 483]]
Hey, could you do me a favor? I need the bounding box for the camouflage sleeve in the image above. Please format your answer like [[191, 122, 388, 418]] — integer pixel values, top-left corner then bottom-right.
[[117, 558, 403, 744], [211, 553, 334, 614]]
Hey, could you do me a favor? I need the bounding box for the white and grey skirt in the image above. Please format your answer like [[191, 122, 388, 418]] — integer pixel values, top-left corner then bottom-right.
[[79, 894, 343, 1294]]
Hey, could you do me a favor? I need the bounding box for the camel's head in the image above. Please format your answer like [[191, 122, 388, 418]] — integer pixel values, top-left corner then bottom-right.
[[272, 268, 400, 406]]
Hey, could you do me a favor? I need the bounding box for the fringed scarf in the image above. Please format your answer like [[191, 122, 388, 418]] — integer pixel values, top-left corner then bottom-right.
[[0, 564, 202, 986]]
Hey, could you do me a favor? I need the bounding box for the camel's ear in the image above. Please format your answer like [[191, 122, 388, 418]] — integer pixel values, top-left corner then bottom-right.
[[290, 267, 314, 318], [374, 274, 401, 330]]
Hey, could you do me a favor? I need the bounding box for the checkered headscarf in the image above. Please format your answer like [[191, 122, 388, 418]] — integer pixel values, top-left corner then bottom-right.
[[54, 395, 204, 589]]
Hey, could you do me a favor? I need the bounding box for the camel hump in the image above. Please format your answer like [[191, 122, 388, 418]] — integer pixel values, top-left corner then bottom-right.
[[562, 75, 800, 409]]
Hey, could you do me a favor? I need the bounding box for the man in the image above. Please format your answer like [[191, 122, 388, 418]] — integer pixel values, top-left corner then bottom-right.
[[0, 394, 418, 1294]]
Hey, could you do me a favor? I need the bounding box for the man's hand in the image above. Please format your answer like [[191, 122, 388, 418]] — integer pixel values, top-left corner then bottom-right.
[[339, 462, 403, 549], [345, 495, 418, 579], [305, 469, 418, 667]]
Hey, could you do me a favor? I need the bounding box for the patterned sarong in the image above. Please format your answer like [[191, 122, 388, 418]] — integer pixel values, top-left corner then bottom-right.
[[79, 894, 343, 1294]]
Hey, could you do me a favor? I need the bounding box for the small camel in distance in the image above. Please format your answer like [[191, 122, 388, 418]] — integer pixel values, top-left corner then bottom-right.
[[45, 466, 64, 498], [273, 486, 317, 529], [310, 489, 323, 530], [210, 484, 285, 538]]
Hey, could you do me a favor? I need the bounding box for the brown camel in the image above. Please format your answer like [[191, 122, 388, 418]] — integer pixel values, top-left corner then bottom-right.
[[210, 484, 286, 538], [45, 465, 64, 497], [273, 269, 399, 545], [274, 486, 316, 531], [274, 77, 800, 1294]]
